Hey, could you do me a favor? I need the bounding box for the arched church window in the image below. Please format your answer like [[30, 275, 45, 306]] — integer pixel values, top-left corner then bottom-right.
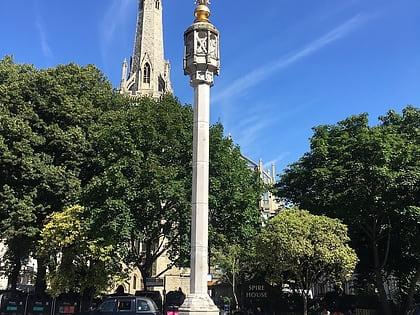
[[133, 275, 137, 290], [155, 0, 160, 9], [143, 63, 151, 84]]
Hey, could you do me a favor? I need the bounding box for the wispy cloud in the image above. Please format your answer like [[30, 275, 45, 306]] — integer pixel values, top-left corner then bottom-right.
[[213, 13, 370, 104], [35, 15, 53, 61], [99, 0, 133, 61], [235, 117, 268, 151], [263, 153, 290, 172]]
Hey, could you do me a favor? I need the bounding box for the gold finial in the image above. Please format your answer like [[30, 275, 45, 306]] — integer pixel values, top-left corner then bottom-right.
[[194, 0, 211, 23]]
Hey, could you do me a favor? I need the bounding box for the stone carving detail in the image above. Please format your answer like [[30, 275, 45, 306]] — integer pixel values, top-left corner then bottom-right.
[[196, 31, 208, 55], [191, 70, 214, 85], [208, 33, 217, 58]]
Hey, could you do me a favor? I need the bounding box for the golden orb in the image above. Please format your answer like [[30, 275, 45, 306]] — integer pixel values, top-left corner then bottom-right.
[[194, 4, 211, 23]]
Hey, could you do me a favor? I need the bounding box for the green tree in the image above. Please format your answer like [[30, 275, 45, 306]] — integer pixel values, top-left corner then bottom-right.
[[209, 123, 264, 251], [256, 208, 358, 315], [38, 205, 120, 301], [276, 106, 420, 314], [82, 95, 193, 289], [212, 241, 261, 311], [82, 95, 264, 290], [212, 243, 242, 309], [0, 56, 118, 291]]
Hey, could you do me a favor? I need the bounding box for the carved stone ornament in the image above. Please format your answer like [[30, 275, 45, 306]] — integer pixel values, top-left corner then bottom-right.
[[196, 31, 208, 55], [208, 33, 218, 58], [191, 70, 214, 85]]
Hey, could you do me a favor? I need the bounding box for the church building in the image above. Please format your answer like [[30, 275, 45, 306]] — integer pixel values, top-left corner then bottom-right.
[[120, 0, 172, 97]]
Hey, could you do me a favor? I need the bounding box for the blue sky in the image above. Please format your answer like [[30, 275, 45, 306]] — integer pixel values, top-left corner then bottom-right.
[[1, 0, 419, 177]]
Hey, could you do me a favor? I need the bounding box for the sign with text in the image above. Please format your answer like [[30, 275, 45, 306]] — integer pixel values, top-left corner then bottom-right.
[[145, 278, 164, 287], [245, 283, 269, 299]]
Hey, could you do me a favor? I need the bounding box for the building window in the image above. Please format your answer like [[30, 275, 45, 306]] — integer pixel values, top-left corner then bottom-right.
[[263, 192, 269, 205], [143, 63, 151, 84], [155, 0, 160, 9], [133, 275, 137, 290]]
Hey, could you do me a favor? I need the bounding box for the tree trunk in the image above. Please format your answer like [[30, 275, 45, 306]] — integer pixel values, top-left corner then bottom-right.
[[35, 258, 47, 294], [7, 254, 21, 291], [372, 238, 392, 315], [232, 270, 238, 310], [402, 265, 420, 315], [139, 257, 153, 290], [302, 293, 308, 315]]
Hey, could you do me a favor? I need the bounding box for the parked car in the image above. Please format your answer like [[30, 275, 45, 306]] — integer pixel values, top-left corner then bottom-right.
[[85, 296, 160, 315], [135, 291, 163, 312]]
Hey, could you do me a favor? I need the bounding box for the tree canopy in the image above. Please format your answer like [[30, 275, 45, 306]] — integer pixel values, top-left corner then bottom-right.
[[256, 207, 358, 315], [275, 106, 420, 314], [209, 123, 265, 250], [38, 205, 119, 298], [1, 56, 264, 299], [82, 96, 264, 289], [82, 95, 194, 288], [0, 56, 119, 291]]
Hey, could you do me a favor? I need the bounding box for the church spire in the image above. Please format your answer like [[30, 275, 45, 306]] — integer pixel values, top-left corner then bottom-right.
[[120, 0, 172, 97]]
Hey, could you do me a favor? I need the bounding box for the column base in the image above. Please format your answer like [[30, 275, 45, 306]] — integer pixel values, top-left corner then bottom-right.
[[178, 293, 219, 315]]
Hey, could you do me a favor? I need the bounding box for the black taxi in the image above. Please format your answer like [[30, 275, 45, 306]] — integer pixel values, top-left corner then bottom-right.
[[91, 296, 160, 315]]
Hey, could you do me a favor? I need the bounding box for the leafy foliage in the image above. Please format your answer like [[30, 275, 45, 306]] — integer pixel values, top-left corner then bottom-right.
[[256, 207, 357, 315], [209, 123, 264, 250], [82, 95, 264, 289], [38, 205, 119, 297], [82, 95, 193, 286], [1, 56, 264, 297], [0, 56, 119, 291], [276, 106, 420, 314], [212, 240, 260, 310]]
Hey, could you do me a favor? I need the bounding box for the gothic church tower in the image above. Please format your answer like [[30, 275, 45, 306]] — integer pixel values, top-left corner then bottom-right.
[[120, 0, 172, 97]]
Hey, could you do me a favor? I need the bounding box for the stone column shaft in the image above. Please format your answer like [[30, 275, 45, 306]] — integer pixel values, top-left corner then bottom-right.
[[190, 83, 210, 295]]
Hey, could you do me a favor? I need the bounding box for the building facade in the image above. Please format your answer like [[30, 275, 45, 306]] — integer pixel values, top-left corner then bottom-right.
[[241, 156, 283, 220]]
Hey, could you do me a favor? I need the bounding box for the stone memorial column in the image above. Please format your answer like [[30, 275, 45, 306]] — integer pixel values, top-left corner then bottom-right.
[[179, 1, 220, 315]]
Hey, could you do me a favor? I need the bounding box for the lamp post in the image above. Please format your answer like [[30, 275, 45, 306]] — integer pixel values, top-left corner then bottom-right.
[[179, 1, 220, 315]]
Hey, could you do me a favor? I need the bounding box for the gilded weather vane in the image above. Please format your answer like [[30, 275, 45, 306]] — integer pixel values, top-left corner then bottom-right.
[[195, 0, 211, 5]]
